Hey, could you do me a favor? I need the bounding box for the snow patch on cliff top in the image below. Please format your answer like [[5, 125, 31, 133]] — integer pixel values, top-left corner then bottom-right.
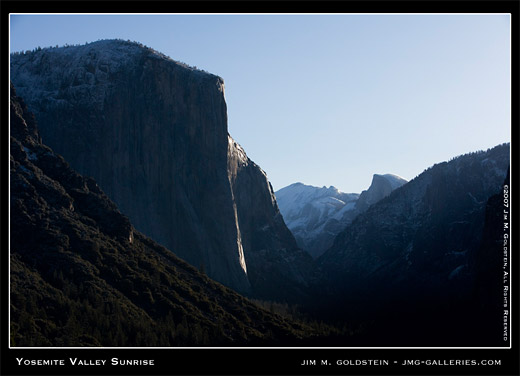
[[12, 39, 218, 77], [276, 183, 358, 217], [376, 173, 408, 190], [10, 39, 222, 114]]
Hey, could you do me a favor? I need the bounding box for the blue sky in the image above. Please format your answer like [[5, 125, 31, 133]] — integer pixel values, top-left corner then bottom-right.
[[10, 14, 511, 193]]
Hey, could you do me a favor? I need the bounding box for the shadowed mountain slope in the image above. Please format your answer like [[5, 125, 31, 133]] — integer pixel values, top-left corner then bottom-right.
[[316, 144, 509, 346], [9, 84, 322, 347]]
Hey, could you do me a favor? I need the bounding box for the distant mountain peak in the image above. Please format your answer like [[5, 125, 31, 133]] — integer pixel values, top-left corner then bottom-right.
[[275, 174, 406, 258], [355, 173, 408, 211]]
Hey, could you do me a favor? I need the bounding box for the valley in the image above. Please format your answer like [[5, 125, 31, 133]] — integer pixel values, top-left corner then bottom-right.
[[9, 40, 511, 347]]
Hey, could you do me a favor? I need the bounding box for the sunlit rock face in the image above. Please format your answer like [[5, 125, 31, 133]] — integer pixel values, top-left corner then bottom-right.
[[11, 40, 315, 301], [227, 136, 316, 302]]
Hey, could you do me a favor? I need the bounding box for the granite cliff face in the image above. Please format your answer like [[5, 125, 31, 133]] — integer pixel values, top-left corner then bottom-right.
[[227, 137, 315, 301], [354, 173, 408, 212], [10, 40, 312, 300], [9, 84, 320, 346]]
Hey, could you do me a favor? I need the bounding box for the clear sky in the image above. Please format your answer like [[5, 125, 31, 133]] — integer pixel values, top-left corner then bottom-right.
[[9, 14, 511, 193]]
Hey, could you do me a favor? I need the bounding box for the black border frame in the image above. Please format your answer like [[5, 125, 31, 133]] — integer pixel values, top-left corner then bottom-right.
[[2, 2, 519, 375]]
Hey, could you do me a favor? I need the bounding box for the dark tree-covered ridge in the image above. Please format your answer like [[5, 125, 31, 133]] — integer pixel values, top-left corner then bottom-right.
[[9, 83, 327, 347]]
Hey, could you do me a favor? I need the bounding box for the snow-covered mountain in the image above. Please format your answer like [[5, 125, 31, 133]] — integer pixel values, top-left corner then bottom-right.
[[275, 174, 407, 258], [275, 184, 358, 258]]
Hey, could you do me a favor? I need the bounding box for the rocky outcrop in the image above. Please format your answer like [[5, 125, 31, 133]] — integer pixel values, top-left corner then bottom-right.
[[227, 137, 316, 301], [354, 173, 407, 212], [10, 40, 312, 300]]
